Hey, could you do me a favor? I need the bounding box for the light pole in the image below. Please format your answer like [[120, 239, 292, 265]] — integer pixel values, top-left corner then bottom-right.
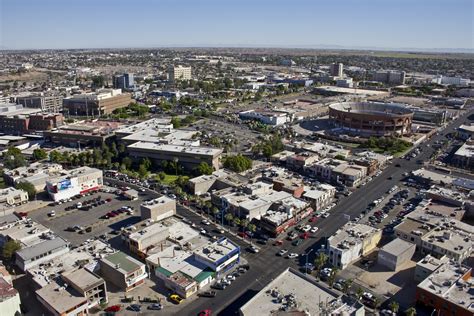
[[305, 249, 314, 274]]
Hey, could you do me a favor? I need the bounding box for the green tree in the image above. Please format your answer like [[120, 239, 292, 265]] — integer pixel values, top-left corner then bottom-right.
[[91, 75, 105, 88], [405, 307, 416, 316], [342, 279, 353, 294], [313, 252, 328, 276], [240, 219, 249, 231], [223, 155, 252, 172], [3, 147, 26, 169], [224, 213, 234, 225], [138, 164, 149, 179], [2, 240, 21, 260], [355, 287, 364, 301], [233, 217, 241, 227], [157, 171, 166, 181], [247, 223, 257, 236], [389, 301, 400, 314], [16, 181, 36, 200], [197, 162, 213, 175], [32, 148, 48, 161], [211, 207, 219, 221], [328, 268, 339, 287], [171, 117, 182, 128], [49, 150, 64, 163]]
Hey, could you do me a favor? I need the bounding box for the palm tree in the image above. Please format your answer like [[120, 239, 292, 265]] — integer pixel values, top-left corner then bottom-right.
[[389, 301, 400, 314], [405, 307, 416, 316], [328, 268, 339, 287], [342, 278, 353, 294], [355, 287, 364, 301], [211, 207, 219, 222], [313, 252, 328, 276], [373, 297, 381, 310], [240, 219, 249, 232], [233, 217, 241, 227], [224, 213, 234, 226]]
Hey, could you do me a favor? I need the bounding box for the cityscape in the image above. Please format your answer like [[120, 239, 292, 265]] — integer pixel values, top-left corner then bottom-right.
[[0, 1, 473, 316]]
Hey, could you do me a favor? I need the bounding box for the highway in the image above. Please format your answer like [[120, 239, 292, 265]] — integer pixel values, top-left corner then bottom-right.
[[180, 108, 474, 316]]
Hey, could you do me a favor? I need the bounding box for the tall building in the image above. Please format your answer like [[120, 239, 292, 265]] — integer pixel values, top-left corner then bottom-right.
[[373, 70, 406, 85], [16, 93, 63, 113], [62, 89, 131, 116], [329, 63, 343, 77], [168, 65, 192, 82], [113, 73, 134, 90]]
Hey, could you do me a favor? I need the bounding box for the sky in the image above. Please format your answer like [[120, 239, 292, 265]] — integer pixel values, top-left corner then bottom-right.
[[1, 0, 473, 51]]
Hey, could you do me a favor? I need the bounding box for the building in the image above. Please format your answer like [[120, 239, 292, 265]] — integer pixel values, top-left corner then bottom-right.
[[432, 75, 470, 87], [0, 187, 29, 207], [272, 176, 305, 198], [63, 89, 132, 116], [330, 63, 343, 78], [45, 167, 103, 201], [452, 141, 474, 170], [112, 73, 134, 90], [0, 220, 50, 248], [16, 93, 63, 113], [336, 77, 353, 88], [239, 110, 288, 126], [328, 101, 413, 137], [306, 158, 368, 188], [126, 223, 170, 258], [414, 255, 449, 283], [15, 236, 70, 271], [140, 196, 176, 222], [239, 267, 365, 316], [168, 65, 192, 82], [327, 222, 382, 269], [457, 124, 474, 140], [193, 237, 240, 276], [36, 280, 89, 316], [373, 70, 406, 85], [127, 141, 222, 171], [187, 169, 248, 196], [3, 162, 64, 193], [99, 251, 148, 292], [377, 238, 416, 271], [0, 267, 21, 316], [416, 260, 473, 316], [411, 107, 447, 126], [62, 268, 108, 309], [0, 103, 42, 133], [302, 184, 336, 211], [43, 120, 122, 146]]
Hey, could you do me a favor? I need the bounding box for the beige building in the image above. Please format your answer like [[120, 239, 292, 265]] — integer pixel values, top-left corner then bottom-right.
[[62, 268, 108, 310], [99, 251, 148, 292], [168, 65, 192, 82], [141, 196, 176, 222]]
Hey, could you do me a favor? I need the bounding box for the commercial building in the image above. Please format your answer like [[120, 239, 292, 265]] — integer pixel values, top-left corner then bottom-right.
[[140, 196, 176, 222], [187, 169, 248, 196], [193, 237, 240, 276], [0, 267, 21, 316], [63, 89, 132, 116], [99, 251, 148, 292], [0, 187, 29, 207], [36, 280, 89, 316], [377, 238, 416, 271], [0, 103, 42, 133], [416, 260, 473, 316], [62, 268, 108, 309], [16, 93, 63, 113], [239, 109, 288, 126], [305, 158, 368, 188], [3, 162, 64, 193], [432, 75, 470, 87], [414, 255, 449, 283], [126, 222, 170, 258], [15, 236, 70, 271], [0, 220, 50, 248], [327, 222, 382, 269], [328, 101, 413, 137], [45, 167, 103, 201], [452, 141, 474, 171], [44, 120, 122, 146], [313, 86, 390, 97], [302, 184, 336, 211], [411, 107, 447, 126], [239, 267, 365, 316], [457, 124, 474, 140], [168, 65, 192, 82], [127, 141, 222, 171], [330, 63, 343, 78], [373, 70, 406, 85], [112, 73, 134, 90]]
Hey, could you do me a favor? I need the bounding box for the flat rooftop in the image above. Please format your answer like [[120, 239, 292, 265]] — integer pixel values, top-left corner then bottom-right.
[[101, 251, 143, 274], [240, 268, 352, 316], [315, 85, 389, 96], [36, 282, 87, 314], [62, 268, 103, 290], [127, 141, 223, 156], [380, 238, 415, 256], [115, 118, 172, 135], [194, 238, 239, 262], [16, 236, 68, 261], [454, 142, 474, 158], [329, 223, 380, 251]]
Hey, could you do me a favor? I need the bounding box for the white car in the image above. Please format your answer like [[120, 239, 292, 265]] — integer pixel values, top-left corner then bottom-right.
[[48, 210, 56, 217], [287, 253, 298, 259], [249, 246, 259, 253], [226, 274, 236, 281], [200, 229, 207, 235], [310, 227, 319, 233], [322, 213, 330, 218], [302, 225, 311, 232], [201, 219, 210, 225], [277, 249, 288, 256]]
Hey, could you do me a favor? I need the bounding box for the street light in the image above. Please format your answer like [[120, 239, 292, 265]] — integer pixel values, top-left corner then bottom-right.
[[305, 249, 314, 274]]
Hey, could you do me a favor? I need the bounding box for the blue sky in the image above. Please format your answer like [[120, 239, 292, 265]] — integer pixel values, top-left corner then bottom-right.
[[1, 0, 473, 50]]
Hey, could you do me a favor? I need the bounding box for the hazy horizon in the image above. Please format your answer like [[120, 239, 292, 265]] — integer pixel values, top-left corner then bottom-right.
[[1, 0, 473, 51]]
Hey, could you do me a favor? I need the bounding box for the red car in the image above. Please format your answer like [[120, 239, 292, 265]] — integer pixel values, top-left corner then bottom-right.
[[107, 212, 117, 217], [16, 212, 28, 218], [198, 310, 212, 316], [105, 305, 121, 312], [273, 240, 283, 246], [308, 217, 317, 222], [237, 232, 248, 238], [300, 232, 310, 239], [105, 198, 112, 202]]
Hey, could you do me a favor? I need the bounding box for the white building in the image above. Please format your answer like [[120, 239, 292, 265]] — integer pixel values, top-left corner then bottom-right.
[[432, 75, 470, 87], [15, 236, 70, 271], [0, 267, 21, 316], [302, 184, 336, 211], [327, 223, 382, 269], [46, 167, 103, 201], [239, 109, 288, 126], [168, 65, 192, 82]]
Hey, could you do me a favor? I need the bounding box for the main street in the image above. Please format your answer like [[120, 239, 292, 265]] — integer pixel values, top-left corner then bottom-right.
[[180, 108, 474, 316]]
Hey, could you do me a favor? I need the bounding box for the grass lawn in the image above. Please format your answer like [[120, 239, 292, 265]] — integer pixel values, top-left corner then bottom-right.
[[156, 174, 189, 185]]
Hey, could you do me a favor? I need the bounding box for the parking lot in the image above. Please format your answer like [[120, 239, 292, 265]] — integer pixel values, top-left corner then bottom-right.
[[29, 188, 157, 246]]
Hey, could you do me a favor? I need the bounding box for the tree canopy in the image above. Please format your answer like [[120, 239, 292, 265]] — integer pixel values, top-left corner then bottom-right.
[[223, 154, 252, 172]]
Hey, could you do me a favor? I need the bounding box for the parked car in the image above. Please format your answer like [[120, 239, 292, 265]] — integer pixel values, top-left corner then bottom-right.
[[198, 310, 212, 316], [169, 294, 184, 304], [199, 290, 217, 298], [127, 304, 141, 312], [147, 303, 162, 310], [105, 305, 121, 312], [277, 249, 288, 256], [248, 246, 259, 253], [287, 253, 298, 259]]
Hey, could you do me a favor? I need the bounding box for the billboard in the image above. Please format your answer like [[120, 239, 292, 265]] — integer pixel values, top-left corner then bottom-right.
[[57, 179, 72, 191]]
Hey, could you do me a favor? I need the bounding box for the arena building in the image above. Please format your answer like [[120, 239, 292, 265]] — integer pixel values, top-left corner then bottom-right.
[[329, 101, 413, 137]]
